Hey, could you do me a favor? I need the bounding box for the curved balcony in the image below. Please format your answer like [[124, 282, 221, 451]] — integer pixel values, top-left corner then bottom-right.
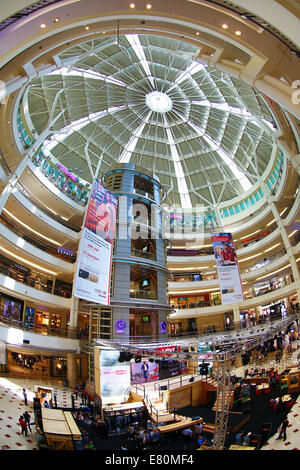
[[169, 280, 300, 318], [0, 262, 72, 299], [27, 158, 87, 212], [0, 213, 76, 264], [15, 182, 81, 235], [0, 220, 74, 273], [0, 319, 84, 353]]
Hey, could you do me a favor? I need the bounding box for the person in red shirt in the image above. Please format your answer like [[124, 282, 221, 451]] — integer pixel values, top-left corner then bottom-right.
[[19, 415, 28, 436]]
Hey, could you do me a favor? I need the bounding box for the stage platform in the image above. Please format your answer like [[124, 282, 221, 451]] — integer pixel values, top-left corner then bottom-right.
[[176, 405, 250, 434]]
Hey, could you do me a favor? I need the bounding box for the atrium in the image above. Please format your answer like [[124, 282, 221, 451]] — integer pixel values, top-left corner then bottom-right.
[[0, 0, 299, 453]]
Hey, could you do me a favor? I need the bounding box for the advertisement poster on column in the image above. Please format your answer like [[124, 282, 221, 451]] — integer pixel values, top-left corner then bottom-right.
[[211, 232, 244, 305], [74, 180, 118, 305], [100, 350, 130, 404]]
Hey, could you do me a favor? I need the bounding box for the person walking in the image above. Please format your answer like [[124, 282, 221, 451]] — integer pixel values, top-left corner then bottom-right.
[[22, 389, 28, 406], [23, 410, 32, 432], [276, 417, 289, 441], [19, 415, 28, 437]]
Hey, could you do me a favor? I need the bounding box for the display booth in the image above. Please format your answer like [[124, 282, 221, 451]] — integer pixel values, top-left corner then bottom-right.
[[34, 385, 54, 407], [41, 408, 82, 450]]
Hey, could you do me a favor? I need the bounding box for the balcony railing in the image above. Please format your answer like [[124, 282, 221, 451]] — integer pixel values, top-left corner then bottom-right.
[[0, 264, 72, 298], [131, 249, 156, 261], [0, 315, 87, 340], [130, 290, 158, 300]]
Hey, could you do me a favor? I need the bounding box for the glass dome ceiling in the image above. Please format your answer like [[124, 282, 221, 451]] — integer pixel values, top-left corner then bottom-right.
[[24, 33, 277, 208]]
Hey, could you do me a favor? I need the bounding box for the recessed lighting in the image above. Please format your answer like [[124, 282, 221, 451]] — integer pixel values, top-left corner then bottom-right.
[[196, 31, 200, 36], [129, 2, 136, 8], [222, 24, 229, 30], [85, 26, 90, 30], [235, 30, 242, 36], [53, 17, 59, 23], [40, 23, 46, 29], [146, 3, 152, 9]]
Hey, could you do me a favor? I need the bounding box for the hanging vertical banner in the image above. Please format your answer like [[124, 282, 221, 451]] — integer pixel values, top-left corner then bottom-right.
[[211, 232, 244, 305], [74, 180, 118, 305]]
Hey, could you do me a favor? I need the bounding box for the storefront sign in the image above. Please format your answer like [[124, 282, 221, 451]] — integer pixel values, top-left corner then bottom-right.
[[115, 320, 126, 334], [74, 180, 118, 305], [211, 232, 244, 305]]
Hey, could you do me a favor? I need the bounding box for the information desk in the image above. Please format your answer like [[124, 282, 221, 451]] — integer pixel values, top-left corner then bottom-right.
[[42, 408, 81, 450], [229, 445, 256, 451], [158, 416, 203, 434]]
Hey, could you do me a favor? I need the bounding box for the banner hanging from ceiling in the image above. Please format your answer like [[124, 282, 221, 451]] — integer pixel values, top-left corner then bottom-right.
[[74, 180, 118, 305], [211, 232, 244, 305]]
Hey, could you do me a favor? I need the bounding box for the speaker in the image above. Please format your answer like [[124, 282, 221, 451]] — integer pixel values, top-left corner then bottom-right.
[[135, 356, 142, 363], [189, 377, 194, 382], [23, 339, 30, 344], [119, 352, 133, 362], [160, 385, 167, 391], [149, 358, 154, 363]]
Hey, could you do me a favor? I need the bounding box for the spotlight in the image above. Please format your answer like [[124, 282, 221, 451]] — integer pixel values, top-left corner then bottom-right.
[[129, 2, 136, 8], [235, 30, 242, 36], [222, 24, 229, 29], [40, 23, 46, 29]]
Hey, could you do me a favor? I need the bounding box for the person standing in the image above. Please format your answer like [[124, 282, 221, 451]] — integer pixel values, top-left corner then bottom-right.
[[23, 410, 32, 432], [276, 417, 289, 441], [22, 389, 28, 406], [19, 415, 28, 437]]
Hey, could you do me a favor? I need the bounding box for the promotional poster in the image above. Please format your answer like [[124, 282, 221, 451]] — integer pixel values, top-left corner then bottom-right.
[[74, 180, 118, 305], [100, 350, 130, 404], [211, 232, 244, 305]]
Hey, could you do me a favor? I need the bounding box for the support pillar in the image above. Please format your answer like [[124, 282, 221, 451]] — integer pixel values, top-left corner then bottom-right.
[[69, 296, 79, 332], [233, 303, 240, 327], [67, 353, 77, 389]]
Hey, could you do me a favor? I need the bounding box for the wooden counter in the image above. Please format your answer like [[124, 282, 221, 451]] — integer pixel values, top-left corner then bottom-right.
[[42, 409, 81, 450], [229, 444, 256, 450], [158, 416, 203, 434]]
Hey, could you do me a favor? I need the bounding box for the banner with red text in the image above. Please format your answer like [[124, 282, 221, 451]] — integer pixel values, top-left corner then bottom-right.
[[211, 232, 244, 305], [74, 180, 118, 305]]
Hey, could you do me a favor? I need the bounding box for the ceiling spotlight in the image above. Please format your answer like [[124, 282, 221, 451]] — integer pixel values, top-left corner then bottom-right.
[[129, 2, 136, 8], [196, 31, 200, 36], [53, 17, 59, 23], [85, 26, 90, 30], [235, 30, 242, 36], [40, 23, 46, 29], [222, 24, 229, 29], [146, 3, 152, 9]]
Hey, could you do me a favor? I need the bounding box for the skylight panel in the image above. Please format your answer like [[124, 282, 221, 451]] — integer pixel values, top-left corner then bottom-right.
[[126, 35, 155, 88]]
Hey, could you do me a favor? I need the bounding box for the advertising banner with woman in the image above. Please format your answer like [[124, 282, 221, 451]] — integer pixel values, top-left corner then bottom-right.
[[211, 232, 244, 305], [74, 180, 118, 305]]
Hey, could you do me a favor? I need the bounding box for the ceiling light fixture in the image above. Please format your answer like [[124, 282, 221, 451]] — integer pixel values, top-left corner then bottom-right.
[[40, 23, 46, 29], [129, 2, 136, 8], [85, 26, 90, 30], [222, 24, 229, 29], [53, 18, 59, 23], [235, 30, 242, 36], [146, 3, 152, 9]]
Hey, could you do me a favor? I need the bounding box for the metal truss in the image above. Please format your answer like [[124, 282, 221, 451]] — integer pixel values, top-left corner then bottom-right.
[[94, 313, 298, 449]]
